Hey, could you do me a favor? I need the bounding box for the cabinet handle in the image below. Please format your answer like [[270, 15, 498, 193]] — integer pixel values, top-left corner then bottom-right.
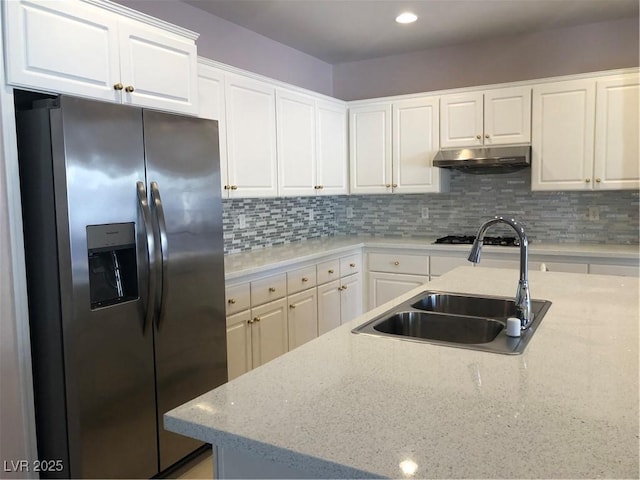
[[125, 85, 135, 93], [253, 317, 261, 322], [289, 304, 296, 309], [113, 83, 124, 91], [228, 298, 236, 304], [595, 178, 602, 183], [301, 277, 308, 282], [476, 134, 482, 140], [328, 269, 334, 274], [394, 261, 400, 266], [585, 178, 591, 183], [350, 263, 356, 268], [268, 287, 276, 292]]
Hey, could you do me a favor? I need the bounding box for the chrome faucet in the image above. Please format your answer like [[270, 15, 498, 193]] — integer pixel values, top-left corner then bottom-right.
[[467, 216, 532, 330]]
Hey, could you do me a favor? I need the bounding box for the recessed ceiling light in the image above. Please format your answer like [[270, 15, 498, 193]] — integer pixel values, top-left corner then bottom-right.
[[395, 12, 418, 24]]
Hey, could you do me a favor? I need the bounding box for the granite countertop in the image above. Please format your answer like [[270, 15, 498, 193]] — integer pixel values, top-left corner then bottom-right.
[[224, 236, 640, 279], [165, 267, 639, 479]]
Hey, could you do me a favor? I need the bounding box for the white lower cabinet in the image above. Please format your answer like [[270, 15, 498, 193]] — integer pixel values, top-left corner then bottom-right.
[[287, 289, 318, 350], [250, 299, 288, 368], [226, 310, 252, 381], [317, 280, 341, 335], [340, 273, 363, 323], [368, 272, 428, 309]]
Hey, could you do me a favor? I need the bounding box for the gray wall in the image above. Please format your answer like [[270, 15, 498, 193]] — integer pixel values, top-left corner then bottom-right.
[[333, 17, 640, 100], [114, 0, 334, 96]]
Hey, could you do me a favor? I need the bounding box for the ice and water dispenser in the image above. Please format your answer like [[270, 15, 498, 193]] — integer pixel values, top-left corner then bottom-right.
[[87, 223, 138, 309]]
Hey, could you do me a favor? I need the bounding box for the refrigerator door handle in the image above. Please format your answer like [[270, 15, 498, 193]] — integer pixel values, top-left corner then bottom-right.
[[136, 181, 157, 332], [150, 181, 169, 329]]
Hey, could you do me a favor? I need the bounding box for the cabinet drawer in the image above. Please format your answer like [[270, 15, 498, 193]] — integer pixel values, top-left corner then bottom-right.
[[225, 283, 250, 315], [251, 273, 286, 306], [340, 254, 361, 276], [430, 256, 469, 277], [368, 252, 429, 275], [287, 265, 317, 294], [317, 259, 340, 285]]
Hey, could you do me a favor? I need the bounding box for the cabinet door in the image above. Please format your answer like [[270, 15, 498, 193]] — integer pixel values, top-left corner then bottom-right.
[[118, 21, 197, 114], [392, 97, 447, 193], [594, 74, 640, 190], [316, 100, 348, 195], [251, 299, 288, 368], [531, 79, 596, 191], [225, 74, 278, 197], [368, 272, 428, 309], [349, 103, 392, 194], [440, 92, 483, 148], [4, 0, 121, 102], [287, 289, 318, 350], [484, 86, 531, 145], [276, 89, 316, 196], [198, 62, 229, 195], [317, 281, 342, 335], [340, 273, 363, 324], [226, 310, 252, 381]]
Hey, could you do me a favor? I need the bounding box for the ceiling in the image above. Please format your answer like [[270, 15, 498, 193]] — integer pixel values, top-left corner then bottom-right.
[[183, 0, 639, 64]]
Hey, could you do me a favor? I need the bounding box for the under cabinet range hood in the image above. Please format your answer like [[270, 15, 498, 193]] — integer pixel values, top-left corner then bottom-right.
[[433, 145, 531, 174]]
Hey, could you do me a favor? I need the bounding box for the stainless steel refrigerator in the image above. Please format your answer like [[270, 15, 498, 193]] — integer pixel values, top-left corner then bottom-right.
[[15, 94, 227, 478]]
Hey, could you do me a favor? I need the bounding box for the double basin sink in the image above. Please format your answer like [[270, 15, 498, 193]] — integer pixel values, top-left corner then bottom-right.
[[352, 290, 552, 355]]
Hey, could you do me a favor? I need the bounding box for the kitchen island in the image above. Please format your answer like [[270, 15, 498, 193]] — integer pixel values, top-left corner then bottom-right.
[[165, 267, 639, 479]]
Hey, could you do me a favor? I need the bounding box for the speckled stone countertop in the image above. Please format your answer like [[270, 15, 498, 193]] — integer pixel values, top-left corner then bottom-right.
[[165, 267, 639, 479], [224, 236, 639, 280]]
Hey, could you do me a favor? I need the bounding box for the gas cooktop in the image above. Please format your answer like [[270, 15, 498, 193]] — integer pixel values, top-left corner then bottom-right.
[[435, 235, 520, 247]]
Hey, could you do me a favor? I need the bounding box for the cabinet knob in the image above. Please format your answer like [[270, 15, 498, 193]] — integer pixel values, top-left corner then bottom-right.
[[476, 134, 482, 140], [392, 183, 398, 188], [268, 287, 276, 292], [314, 185, 320, 190], [585, 178, 591, 183], [228, 298, 236, 304], [125, 85, 135, 93], [328, 269, 334, 274], [394, 261, 400, 266], [247, 319, 254, 324], [253, 317, 261, 322], [350, 263, 356, 268], [385, 184, 391, 188], [318, 185, 324, 189], [224, 185, 231, 190], [595, 178, 602, 183], [289, 304, 296, 309], [485, 134, 490, 139], [231, 185, 238, 190], [113, 83, 124, 91], [338, 286, 344, 291], [301, 277, 308, 282], [342, 285, 348, 290]]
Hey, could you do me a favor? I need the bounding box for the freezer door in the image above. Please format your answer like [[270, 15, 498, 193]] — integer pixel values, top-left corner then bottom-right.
[[142, 110, 227, 470]]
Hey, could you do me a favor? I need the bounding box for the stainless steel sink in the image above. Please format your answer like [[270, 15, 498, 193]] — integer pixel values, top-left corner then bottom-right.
[[352, 290, 552, 355]]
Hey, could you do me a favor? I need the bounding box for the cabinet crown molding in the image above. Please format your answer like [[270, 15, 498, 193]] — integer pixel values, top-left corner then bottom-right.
[[82, 0, 199, 41]]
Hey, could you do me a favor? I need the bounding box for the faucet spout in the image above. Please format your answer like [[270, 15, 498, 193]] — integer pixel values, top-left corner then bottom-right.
[[467, 216, 532, 330]]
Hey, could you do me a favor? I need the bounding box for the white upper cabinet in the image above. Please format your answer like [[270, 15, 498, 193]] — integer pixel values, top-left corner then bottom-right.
[[440, 86, 531, 148], [392, 96, 448, 194], [350, 97, 447, 194], [593, 73, 639, 190], [316, 99, 348, 195], [4, 0, 199, 115], [224, 74, 278, 198], [529, 75, 637, 192], [276, 89, 317, 196], [277, 91, 348, 197], [349, 103, 393, 194], [197, 61, 228, 195]]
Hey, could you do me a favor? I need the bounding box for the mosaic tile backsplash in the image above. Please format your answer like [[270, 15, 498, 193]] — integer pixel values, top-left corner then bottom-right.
[[223, 169, 639, 253]]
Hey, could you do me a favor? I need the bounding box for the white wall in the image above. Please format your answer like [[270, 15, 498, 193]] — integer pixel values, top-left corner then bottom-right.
[[333, 17, 640, 100], [114, 0, 334, 96]]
